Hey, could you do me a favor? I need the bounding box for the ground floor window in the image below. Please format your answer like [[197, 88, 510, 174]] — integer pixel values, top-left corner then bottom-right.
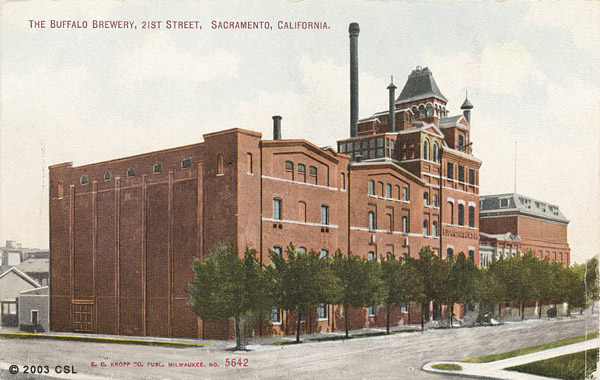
[[368, 305, 377, 316], [270, 307, 281, 324], [317, 304, 327, 320]]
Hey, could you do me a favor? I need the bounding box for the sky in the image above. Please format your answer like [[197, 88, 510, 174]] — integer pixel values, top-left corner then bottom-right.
[[1, 0, 598, 264]]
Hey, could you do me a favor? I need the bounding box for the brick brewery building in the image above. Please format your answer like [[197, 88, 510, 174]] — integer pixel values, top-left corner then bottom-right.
[[49, 23, 569, 338]]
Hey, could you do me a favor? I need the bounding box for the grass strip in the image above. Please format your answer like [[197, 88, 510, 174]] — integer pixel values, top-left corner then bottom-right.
[[0, 332, 209, 348], [271, 328, 421, 345], [463, 332, 598, 363], [506, 348, 598, 380], [432, 363, 462, 371]]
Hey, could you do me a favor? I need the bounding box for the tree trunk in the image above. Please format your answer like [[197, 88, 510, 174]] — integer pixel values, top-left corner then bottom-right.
[[521, 302, 525, 320], [448, 303, 453, 328], [344, 304, 349, 338], [296, 310, 302, 343], [498, 303, 502, 321], [234, 315, 243, 350], [386, 304, 391, 334], [420, 303, 425, 332]]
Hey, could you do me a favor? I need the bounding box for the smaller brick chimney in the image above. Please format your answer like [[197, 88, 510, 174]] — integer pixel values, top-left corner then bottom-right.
[[273, 115, 282, 140]]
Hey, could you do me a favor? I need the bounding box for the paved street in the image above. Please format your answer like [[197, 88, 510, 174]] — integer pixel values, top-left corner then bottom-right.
[[1, 314, 597, 380]]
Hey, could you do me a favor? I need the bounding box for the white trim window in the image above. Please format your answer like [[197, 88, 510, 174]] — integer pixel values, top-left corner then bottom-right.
[[317, 304, 328, 320], [270, 307, 281, 324]]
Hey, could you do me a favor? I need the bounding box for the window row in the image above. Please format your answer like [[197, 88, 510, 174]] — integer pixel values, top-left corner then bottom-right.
[[411, 103, 446, 119], [423, 192, 439, 208], [422, 139, 441, 163], [341, 137, 396, 161], [273, 199, 330, 225], [446, 248, 475, 261], [367, 211, 409, 233], [422, 219, 439, 237], [446, 163, 476, 185], [368, 180, 409, 201], [79, 159, 193, 185], [271, 246, 329, 259], [447, 202, 476, 227], [269, 304, 328, 324], [284, 161, 317, 182]]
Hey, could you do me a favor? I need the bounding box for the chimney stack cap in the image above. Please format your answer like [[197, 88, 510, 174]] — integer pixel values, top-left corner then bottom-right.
[[349, 23, 360, 35], [272, 115, 282, 120]]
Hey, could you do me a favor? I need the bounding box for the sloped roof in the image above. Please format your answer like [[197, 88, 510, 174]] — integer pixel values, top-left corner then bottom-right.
[[480, 193, 569, 224], [0, 267, 41, 288], [396, 67, 448, 104], [16, 258, 49, 274]]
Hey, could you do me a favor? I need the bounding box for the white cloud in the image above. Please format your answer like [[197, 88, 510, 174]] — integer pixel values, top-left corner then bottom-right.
[[424, 40, 545, 98], [118, 32, 240, 82], [525, 2, 600, 53], [234, 56, 389, 146]]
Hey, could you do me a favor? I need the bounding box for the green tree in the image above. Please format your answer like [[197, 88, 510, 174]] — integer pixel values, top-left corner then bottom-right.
[[416, 246, 451, 331], [584, 256, 599, 312], [331, 251, 384, 338], [475, 266, 505, 321], [187, 244, 270, 350], [448, 252, 480, 326], [268, 244, 341, 343], [565, 264, 586, 315], [380, 254, 423, 334]]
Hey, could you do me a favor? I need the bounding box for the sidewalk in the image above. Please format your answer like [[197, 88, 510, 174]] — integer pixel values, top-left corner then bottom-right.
[[423, 338, 599, 380]]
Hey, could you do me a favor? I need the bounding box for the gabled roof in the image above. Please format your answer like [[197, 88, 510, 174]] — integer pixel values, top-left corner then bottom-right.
[[439, 115, 469, 131], [480, 193, 569, 224], [0, 267, 41, 288], [396, 67, 448, 104]]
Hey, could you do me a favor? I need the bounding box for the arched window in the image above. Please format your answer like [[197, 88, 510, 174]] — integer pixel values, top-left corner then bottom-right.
[[458, 204, 465, 226], [424, 192, 429, 206], [378, 182, 384, 196], [298, 163, 306, 182], [402, 187, 409, 201], [368, 252, 376, 261], [321, 204, 329, 225], [402, 216, 408, 233], [285, 160, 294, 171], [469, 206, 475, 227], [419, 105, 426, 118], [385, 183, 392, 198], [368, 180, 375, 196], [387, 214, 393, 232], [447, 248, 454, 260], [426, 103, 433, 117], [468, 250, 475, 261], [423, 219, 429, 235], [432, 221, 438, 236], [246, 153, 253, 174], [433, 143, 439, 162], [309, 166, 317, 184], [320, 249, 329, 259], [448, 202, 454, 224], [433, 194, 438, 207], [273, 198, 282, 220], [412, 106, 418, 117], [298, 201, 306, 222], [272, 246, 282, 255], [423, 139, 430, 160], [298, 247, 307, 254], [368, 211, 376, 230]]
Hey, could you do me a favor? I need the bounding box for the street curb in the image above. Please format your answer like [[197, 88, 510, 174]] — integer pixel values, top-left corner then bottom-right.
[[0, 333, 209, 348]]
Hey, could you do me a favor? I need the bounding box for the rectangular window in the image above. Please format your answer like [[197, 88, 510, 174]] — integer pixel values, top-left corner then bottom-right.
[[270, 307, 281, 324], [469, 168, 475, 185], [339, 144, 345, 153], [368, 305, 377, 316], [402, 216, 408, 233], [377, 148, 384, 158], [273, 198, 282, 220], [104, 172, 111, 182], [369, 139, 375, 148], [368, 252, 376, 261], [181, 157, 192, 168], [57, 181, 64, 198], [369, 150, 375, 159], [153, 163, 162, 173], [469, 206, 475, 228], [458, 166, 465, 182], [362, 140, 368, 149], [354, 141, 360, 150], [500, 198, 509, 208], [447, 162, 454, 179], [317, 304, 327, 320], [402, 187, 408, 201], [378, 138, 384, 148], [127, 168, 135, 177], [320, 249, 329, 259], [217, 153, 224, 175], [401, 304, 409, 313], [458, 204, 464, 226], [347, 142, 352, 152], [80, 175, 89, 185], [321, 205, 329, 225]]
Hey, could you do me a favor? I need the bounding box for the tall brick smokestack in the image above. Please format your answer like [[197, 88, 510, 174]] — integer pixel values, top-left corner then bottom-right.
[[387, 76, 397, 132], [273, 115, 282, 140], [349, 23, 360, 138]]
